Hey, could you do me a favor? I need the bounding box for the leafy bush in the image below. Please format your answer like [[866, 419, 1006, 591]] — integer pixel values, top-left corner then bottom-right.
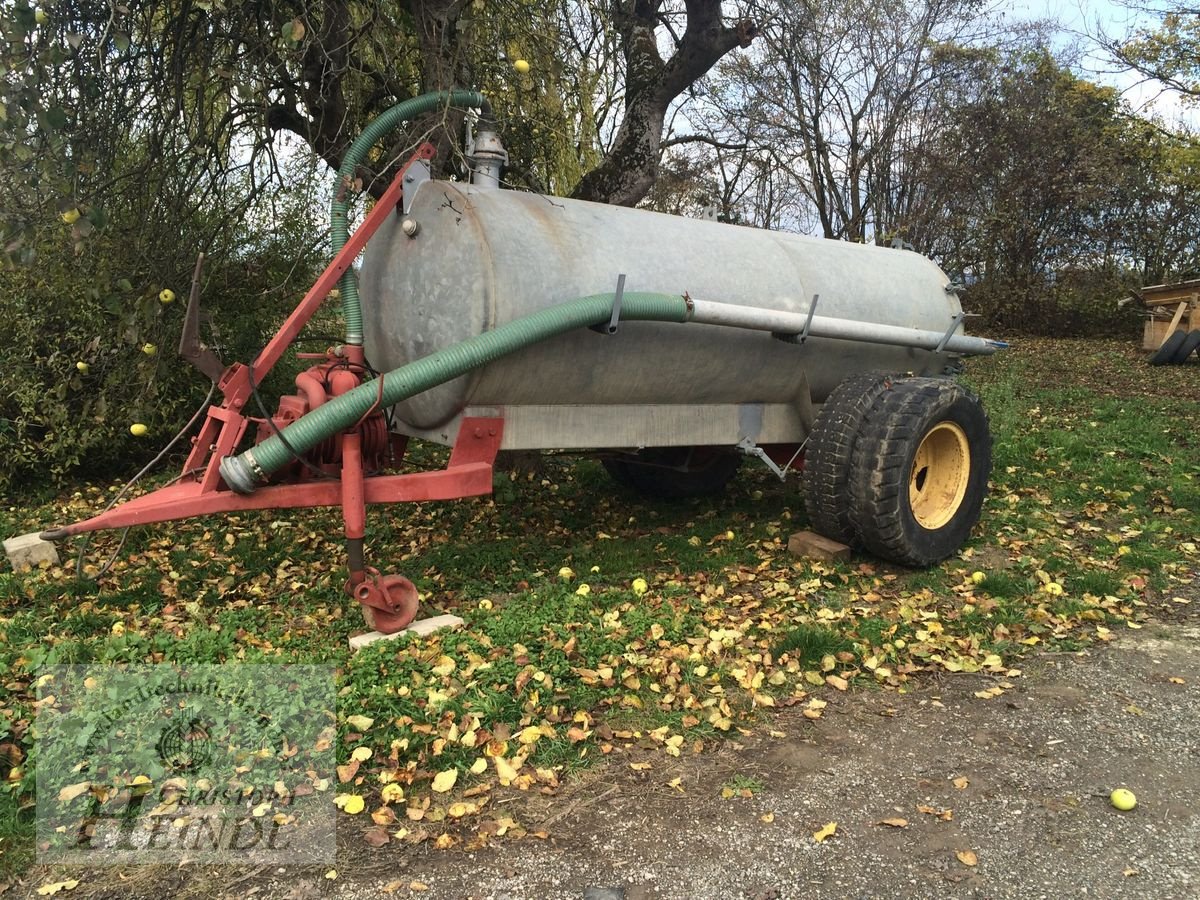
[[0, 169, 327, 493]]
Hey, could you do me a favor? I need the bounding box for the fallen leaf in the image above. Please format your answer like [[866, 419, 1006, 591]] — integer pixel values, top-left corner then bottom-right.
[[956, 849, 978, 866], [761, 812, 775, 823], [351, 746, 372, 762], [335, 794, 365, 815], [813, 822, 837, 843], [494, 756, 519, 784], [875, 817, 908, 828], [953, 777, 970, 790], [431, 769, 458, 793], [58, 781, 90, 803], [363, 825, 391, 847], [36, 882, 80, 896], [346, 715, 374, 731]]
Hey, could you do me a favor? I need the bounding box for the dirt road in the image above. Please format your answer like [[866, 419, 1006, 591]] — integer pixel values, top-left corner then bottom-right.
[[321, 613, 1200, 899], [17, 612, 1200, 900]]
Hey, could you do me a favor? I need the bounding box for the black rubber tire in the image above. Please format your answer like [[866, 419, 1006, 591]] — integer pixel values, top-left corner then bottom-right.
[[602, 448, 742, 499], [802, 372, 898, 543], [848, 378, 992, 567], [1150, 330, 1188, 365], [1174, 329, 1200, 363]]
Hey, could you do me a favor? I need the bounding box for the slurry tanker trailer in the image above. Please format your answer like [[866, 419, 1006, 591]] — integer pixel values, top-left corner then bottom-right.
[[41, 92, 1004, 633]]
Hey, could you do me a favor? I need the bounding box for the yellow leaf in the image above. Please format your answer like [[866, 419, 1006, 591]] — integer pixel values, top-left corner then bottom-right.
[[351, 746, 372, 762], [346, 715, 374, 731], [760, 812, 775, 823], [494, 756, 519, 784], [813, 822, 837, 843], [431, 769, 458, 793], [470, 758, 488, 775], [335, 794, 365, 815], [953, 777, 969, 790], [324, 869, 338, 880], [825, 675, 848, 691], [518, 726, 542, 745], [381, 783, 405, 804], [36, 881, 80, 896], [58, 781, 90, 803], [956, 849, 978, 866]]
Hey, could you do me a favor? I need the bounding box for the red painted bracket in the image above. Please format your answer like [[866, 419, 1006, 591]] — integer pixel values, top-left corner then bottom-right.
[[47, 418, 504, 539]]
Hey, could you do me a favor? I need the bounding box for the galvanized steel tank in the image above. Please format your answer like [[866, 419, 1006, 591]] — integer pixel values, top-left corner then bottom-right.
[[359, 181, 963, 450]]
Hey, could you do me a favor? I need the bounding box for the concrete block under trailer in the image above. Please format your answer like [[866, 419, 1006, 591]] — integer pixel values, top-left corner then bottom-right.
[[40, 92, 1006, 633]]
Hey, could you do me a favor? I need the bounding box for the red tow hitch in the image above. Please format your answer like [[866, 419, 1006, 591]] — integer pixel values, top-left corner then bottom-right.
[[41, 144, 504, 634]]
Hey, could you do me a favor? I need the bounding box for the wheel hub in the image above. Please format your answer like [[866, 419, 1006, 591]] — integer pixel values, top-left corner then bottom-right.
[[909, 421, 970, 530]]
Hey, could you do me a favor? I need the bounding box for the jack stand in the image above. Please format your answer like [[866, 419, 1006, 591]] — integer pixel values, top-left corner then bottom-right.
[[340, 431, 420, 633]]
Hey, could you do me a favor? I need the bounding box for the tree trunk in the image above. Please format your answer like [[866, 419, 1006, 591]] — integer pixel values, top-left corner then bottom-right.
[[571, 1, 756, 207]]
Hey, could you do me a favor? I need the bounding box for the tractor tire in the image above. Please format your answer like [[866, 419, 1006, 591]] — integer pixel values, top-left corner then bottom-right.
[[602, 448, 742, 499], [802, 372, 898, 543], [848, 378, 992, 567], [1174, 329, 1200, 363], [1150, 330, 1188, 365]]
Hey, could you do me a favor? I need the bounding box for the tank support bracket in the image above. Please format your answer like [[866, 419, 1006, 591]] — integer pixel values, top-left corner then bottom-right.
[[771, 294, 820, 345], [737, 437, 805, 481], [590, 273, 626, 335], [935, 312, 967, 353]]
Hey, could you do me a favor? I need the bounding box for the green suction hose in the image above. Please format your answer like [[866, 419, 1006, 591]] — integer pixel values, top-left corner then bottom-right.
[[220, 293, 690, 493], [332, 89, 489, 345]]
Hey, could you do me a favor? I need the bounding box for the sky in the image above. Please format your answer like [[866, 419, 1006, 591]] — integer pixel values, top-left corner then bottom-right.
[[1006, 0, 1195, 124]]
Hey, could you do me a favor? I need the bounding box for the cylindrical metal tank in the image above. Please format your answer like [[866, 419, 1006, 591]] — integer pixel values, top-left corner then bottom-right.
[[359, 182, 963, 444]]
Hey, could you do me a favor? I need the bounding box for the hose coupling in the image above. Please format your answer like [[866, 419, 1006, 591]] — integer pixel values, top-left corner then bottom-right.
[[220, 450, 263, 494]]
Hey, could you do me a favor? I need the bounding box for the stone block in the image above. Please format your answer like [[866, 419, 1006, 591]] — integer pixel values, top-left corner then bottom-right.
[[349, 614, 465, 651], [4, 532, 60, 571], [787, 529, 851, 563]]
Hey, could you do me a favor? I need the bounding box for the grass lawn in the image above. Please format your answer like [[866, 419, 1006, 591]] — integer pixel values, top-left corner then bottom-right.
[[1, 337, 1197, 876]]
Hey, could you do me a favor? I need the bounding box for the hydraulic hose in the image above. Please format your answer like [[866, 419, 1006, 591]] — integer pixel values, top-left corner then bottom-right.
[[332, 90, 490, 345], [220, 292, 689, 493]]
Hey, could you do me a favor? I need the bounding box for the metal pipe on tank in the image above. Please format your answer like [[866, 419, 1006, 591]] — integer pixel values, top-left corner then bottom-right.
[[467, 127, 508, 190], [685, 298, 1004, 356]]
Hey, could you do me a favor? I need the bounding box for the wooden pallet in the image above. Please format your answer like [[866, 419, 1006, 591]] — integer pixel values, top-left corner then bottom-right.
[[1141, 281, 1199, 351]]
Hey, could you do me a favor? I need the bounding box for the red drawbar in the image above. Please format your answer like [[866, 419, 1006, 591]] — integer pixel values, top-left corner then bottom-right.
[[41, 144, 508, 635]]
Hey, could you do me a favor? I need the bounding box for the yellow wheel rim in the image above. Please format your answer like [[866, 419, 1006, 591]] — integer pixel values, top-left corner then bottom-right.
[[909, 421, 971, 530]]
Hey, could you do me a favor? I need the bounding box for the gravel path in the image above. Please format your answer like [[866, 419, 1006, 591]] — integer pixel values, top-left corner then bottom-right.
[[332, 618, 1200, 900], [16, 616, 1199, 900]]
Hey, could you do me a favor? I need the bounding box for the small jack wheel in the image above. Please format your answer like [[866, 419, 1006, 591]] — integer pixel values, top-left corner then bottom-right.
[[348, 570, 420, 633]]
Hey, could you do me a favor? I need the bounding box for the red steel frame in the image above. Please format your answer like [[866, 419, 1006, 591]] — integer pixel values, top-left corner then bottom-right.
[[46, 144, 504, 633]]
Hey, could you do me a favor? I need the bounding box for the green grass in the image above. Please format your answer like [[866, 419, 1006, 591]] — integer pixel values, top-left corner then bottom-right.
[[721, 774, 765, 796], [1, 337, 1197, 879], [773, 624, 854, 666]]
